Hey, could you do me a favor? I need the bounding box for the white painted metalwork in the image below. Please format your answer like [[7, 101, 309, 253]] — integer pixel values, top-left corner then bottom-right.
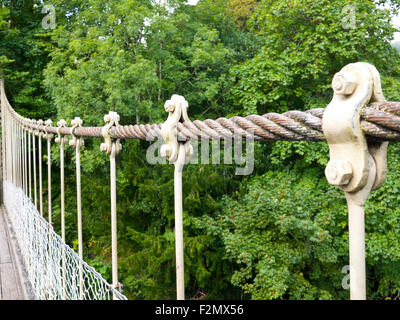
[[160, 95, 193, 300], [322, 62, 388, 300], [100, 111, 123, 300], [1, 80, 127, 300], [3, 181, 127, 300], [69, 117, 85, 299]]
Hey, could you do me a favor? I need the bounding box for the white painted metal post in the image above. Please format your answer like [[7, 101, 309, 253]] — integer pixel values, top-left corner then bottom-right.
[[69, 117, 84, 299], [38, 120, 44, 217], [174, 144, 186, 300], [100, 111, 122, 300], [28, 123, 32, 199], [347, 201, 366, 299], [110, 145, 118, 298], [160, 95, 193, 300], [32, 122, 37, 208], [55, 119, 67, 299], [45, 120, 53, 224], [323, 63, 389, 300]]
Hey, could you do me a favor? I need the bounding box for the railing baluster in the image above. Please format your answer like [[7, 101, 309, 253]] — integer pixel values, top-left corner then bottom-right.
[[55, 119, 67, 299], [28, 122, 32, 199], [44, 119, 54, 299], [32, 121, 37, 208], [160, 95, 193, 300], [69, 117, 84, 299], [22, 124, 26, 194], [45, 120, 53, 224], [38, 120, 43, 217], [100, 111, 122, 299]]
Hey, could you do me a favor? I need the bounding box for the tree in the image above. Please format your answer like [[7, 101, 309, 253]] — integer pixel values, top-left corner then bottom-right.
[[0, 0, 56, 119], [193, 0, 400, 299], [227, 0, 258, 30], [43, 0, 251, 299], [230, 0, 400, 115]]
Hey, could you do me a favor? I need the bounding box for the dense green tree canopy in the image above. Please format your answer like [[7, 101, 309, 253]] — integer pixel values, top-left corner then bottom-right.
[[1, 0, 400, 300]]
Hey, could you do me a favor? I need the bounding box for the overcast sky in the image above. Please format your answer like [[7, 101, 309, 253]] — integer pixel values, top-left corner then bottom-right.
[[392, 14, 400, 41]]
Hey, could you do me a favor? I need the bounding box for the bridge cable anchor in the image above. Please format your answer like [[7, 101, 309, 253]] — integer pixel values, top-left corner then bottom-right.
[[322, 62, 389, 300]]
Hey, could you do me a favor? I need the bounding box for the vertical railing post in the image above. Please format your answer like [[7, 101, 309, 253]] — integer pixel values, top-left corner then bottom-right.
[[322, 62, 389, 300], [32, 120, 37, 208], [55, 119, 68, 299], [44, 120, 53, 224], [28, 120, 32, 199], [69, 117, 84, 299], [22, 122, 25, 194], [44, 119, 54, 299], [100, 111, 123, 300], [160, 95, 193, 300], [37, 119, 44, 217]]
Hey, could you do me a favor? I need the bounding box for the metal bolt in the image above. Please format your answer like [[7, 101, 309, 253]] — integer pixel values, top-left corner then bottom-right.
[[332, 71, 357, 96], [100, 143, 107, 152], [325, 160, 353, 186]]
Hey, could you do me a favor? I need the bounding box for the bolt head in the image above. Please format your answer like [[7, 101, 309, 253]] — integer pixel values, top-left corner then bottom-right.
[[325, 160, 353, 186], [164, 100, 175, 113], [332, 71, 357, 96], [100, 143, 107, 152]]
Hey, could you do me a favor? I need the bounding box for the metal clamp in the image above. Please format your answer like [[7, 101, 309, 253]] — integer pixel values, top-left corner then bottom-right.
[[69, 117, 84, 148], [55, 119, 68, 146], [160, 95, 193, 300], [160, 94, 193, 164], [322, 62, 389, 300], [323, 62, 388, 202], [44, 119, 54, 141], [36, 119, 44, 138], [100, 111, 122, 156]]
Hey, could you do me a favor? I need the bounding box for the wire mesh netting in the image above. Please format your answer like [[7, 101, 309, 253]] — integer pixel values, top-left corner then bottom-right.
[[3, 181, 127, 300]]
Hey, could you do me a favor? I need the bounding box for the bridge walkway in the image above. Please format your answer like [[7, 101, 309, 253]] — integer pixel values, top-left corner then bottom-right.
[[0, 205, 27, 300]]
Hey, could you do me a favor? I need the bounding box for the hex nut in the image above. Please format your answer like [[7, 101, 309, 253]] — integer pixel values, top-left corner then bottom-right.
[[332, 71, 357, 96], [325, 160, 353, 186]]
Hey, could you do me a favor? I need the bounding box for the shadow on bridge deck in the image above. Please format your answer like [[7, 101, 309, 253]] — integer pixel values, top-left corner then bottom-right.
[[0, 206, 31, 300]]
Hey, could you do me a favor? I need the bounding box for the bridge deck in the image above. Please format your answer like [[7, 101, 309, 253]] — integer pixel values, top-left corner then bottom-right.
[[0, 206, 25, 300]]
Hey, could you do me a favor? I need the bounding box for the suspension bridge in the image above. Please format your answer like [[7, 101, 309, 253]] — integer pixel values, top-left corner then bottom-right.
[[1, 62, 400, 300]]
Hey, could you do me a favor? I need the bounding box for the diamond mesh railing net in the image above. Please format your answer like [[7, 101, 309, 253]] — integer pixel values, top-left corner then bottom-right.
[[3, 181, 127, 300]]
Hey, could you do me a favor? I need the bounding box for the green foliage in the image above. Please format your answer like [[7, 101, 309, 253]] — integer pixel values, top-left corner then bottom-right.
[[230, 0, 400, 115], [2, 0, 400, 300], [194, 145, 400, 300], [0, 0, 55, 119]]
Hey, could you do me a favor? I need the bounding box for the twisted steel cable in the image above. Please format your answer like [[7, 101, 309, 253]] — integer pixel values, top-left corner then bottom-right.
[[2, 80, 400, 142], [8, 102, 400, 142]]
